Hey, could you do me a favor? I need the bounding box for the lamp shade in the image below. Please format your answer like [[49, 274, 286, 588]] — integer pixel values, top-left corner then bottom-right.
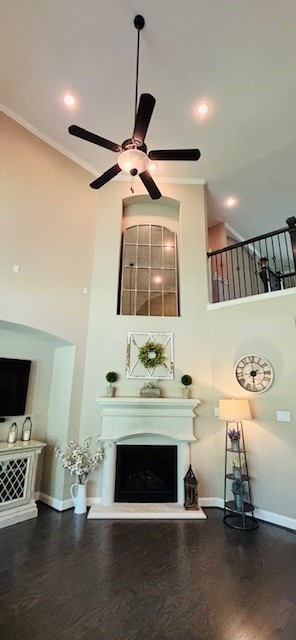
[[219, 398, 251, 421]]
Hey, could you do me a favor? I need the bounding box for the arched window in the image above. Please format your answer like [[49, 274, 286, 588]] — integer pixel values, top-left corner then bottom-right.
[[118, 224, 179, 316]]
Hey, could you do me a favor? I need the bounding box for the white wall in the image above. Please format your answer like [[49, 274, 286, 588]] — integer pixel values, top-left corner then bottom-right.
[[80, 177, 296, 527], [2, 112, 296, 526], [0, 113, 98, 500], [80, 180, 217, 500], [208, 292, 296, 521], [43, 344, 77, 499], [0, 112, 96, 341]]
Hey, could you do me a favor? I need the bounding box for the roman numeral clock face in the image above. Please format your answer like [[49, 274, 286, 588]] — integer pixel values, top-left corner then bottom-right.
[[235, 355, 274, 393]]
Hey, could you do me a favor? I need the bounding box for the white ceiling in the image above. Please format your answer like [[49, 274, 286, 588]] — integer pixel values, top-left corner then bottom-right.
[[1, 0, 296, 240]]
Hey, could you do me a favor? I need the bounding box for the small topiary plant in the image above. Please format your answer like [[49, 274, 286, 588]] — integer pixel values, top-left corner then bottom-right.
[[181, 374, 192, 388], [106, 371, 118, 387]]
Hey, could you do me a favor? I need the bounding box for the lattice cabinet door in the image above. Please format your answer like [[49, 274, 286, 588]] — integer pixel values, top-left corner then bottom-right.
[[0, 450, 35, 510]]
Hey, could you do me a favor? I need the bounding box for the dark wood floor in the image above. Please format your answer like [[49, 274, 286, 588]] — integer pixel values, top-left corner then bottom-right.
[[0, 504, 295, 640]]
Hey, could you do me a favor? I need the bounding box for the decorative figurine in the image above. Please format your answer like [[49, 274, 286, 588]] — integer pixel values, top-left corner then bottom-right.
[[140, 381, 161, 397]]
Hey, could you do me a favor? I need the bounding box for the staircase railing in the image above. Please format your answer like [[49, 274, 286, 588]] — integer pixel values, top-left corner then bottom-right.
[[207, 217, 296, 303]]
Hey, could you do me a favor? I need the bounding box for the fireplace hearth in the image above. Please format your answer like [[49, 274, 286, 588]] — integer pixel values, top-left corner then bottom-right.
[[115, 445, 177, 503]]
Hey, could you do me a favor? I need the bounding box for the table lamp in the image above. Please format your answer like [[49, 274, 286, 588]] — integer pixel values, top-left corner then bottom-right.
[[219, 398, 251, 451], [219, 398, 251, 423]]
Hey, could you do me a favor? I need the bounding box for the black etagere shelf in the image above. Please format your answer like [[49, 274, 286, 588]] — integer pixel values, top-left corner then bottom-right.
[[224, 421, 258, 531]]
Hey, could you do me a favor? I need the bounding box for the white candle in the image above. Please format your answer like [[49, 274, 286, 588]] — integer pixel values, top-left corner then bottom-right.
[[8, 432, 15, 443]]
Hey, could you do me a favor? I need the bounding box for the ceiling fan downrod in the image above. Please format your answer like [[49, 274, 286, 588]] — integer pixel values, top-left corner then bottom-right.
[[134, 15, 145, 131]]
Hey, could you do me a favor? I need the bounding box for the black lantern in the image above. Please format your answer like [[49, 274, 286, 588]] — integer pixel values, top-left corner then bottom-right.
[[184, 464, 199, 510]]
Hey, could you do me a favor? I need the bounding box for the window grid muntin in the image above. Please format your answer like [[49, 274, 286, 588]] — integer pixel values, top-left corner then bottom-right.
[[120, 224, 178, 316]]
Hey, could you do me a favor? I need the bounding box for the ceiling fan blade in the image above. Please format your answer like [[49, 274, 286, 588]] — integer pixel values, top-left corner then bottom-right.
[[90, 164, 121, 189], [149, 149, 201, 161], [69, 125, 121, 153], [133, 94, 156, 144], [139, 170, 162, 200]]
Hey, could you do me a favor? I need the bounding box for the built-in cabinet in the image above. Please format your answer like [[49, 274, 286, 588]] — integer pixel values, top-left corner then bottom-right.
[[0, 440, 46, 529]]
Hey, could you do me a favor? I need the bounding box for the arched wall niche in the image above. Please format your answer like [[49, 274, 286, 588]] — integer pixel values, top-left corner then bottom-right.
[[119, 195, 181, 316], [122, 194, 180, 231], [0, 319, 73, 347], [0, 319, 76, 501]]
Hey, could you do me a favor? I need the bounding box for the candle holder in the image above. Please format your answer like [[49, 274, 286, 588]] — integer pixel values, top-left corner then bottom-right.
[[7, 422, 18, 444]]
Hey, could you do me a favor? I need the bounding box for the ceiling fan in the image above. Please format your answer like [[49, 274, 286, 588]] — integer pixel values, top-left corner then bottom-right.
[[68, 15, 201, 200]]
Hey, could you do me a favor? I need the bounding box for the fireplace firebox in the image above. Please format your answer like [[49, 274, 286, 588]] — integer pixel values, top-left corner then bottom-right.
[[115, 445, 177, 503]]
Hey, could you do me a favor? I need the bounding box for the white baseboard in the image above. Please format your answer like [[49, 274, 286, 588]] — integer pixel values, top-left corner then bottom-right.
[[254, 507, 296, 531], [199, 497, 224, 508], [39, 492, 102, 512], [38, 493, 296, 530], [200, 498, 296, 531], [39, 492, 73, 511]]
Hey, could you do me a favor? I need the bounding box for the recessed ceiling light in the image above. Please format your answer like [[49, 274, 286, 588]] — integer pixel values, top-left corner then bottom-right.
[[63, 94, 76, 108], [224, 196, 238, 208], [196, 102, 210, 117]]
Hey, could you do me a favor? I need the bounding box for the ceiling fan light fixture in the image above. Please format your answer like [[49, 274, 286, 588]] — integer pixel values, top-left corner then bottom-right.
[[118, 148, 149, 175], [148, 160, 158, 173]]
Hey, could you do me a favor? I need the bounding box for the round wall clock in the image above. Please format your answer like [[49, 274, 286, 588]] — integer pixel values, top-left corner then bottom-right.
[[234, 354, 274, 393]]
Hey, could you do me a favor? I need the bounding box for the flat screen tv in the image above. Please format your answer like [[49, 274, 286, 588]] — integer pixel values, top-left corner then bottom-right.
[[0, 357, 31, 417]]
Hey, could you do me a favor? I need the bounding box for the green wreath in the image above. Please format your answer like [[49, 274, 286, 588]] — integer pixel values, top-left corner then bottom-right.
[[138, 341, 166, 368]]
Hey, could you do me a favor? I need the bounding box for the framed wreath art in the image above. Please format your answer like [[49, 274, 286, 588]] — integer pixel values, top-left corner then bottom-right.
[[126, 332, 174, 379], [138, 341, 166, 368]]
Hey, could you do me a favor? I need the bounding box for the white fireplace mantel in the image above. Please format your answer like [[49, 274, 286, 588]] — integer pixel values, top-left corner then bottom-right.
[[94, 397, 202, 508], [96, 397, 201, 442]]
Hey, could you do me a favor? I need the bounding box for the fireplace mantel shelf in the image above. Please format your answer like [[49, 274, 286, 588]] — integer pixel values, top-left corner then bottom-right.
[[96, 397, 201, 411], [96, 396, 200, 443], [96, 397, 200, 401]]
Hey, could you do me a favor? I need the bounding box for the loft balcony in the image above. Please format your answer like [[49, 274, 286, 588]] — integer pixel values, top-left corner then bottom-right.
[[207, 217, 296, 304]]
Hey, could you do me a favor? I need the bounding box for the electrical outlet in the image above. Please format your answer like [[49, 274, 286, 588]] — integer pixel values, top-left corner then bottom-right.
[[276, 411, 291, 422], [214, 407, 219, 417], [12, 264, 20, 273]]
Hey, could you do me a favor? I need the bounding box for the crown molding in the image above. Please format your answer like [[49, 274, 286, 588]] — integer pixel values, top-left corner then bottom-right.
[[1, 103, 206, 186]]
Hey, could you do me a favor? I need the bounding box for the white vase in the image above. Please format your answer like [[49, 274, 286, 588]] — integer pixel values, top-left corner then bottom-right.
[[182, 387, 190, 398], [107, 387, 115, 397], [70, 482, 87, 514]]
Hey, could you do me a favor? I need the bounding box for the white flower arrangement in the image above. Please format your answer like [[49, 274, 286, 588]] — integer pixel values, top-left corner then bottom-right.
[[55, 437, 105, 484]]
